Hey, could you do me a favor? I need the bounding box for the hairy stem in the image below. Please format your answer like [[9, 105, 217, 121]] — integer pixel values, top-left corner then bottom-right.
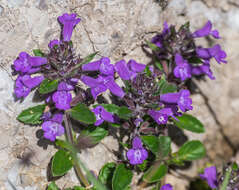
[[63, 113, 90, 188]]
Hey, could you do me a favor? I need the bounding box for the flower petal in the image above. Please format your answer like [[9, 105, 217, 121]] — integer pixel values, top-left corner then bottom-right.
[[114, 60, 131, 80]]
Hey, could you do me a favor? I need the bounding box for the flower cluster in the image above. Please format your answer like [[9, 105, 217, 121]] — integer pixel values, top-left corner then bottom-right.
[[13, 14, 228, 190], [151, 21, 227, 81]]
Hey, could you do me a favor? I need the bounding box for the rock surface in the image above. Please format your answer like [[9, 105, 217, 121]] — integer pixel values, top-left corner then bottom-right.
[[0, 0, 239, 189]]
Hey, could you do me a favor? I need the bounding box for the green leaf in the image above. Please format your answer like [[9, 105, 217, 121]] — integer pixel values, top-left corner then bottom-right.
[[73, 186, 87, 190], [80, 52, 98, 65], [17, 104, 46, 125], [33, 49, 45, 57], [147, 41, 161, 51], [68, 52, 98, 77], [143, 163, 168, 183], [112, 164, 133, 190], [155, 61, 163, 71], [99, 162, 116, 188], [100, 104, 120, 114], [99, 104, 132, 120], [173, 114, 205, 133], [117, 106, 132, 120], [158, 136, 171, 158], [188, 57, 203, 64], [47, 182, 60, 190], [141, 136, 159, 155], [70, 103, 96, 124], [77, 127, 108, 149], [157, 76, 177, 94], [144, 65, 152, 76], [232, 162, 239, 171], [178, 140, 206, 161], [38, 79, 58, 94], [137, 160, 148, 172], [52, 149, 73, 177]]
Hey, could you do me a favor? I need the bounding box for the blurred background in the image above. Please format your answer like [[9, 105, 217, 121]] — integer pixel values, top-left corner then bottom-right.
[[0, 0, 238, 189]]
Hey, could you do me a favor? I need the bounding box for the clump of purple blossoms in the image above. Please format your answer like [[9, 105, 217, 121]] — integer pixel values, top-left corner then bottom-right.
[[126, 137, 148, 165], [12, 13, 89, 141], [151, 20, 227, 81], [200, 166, 218, 189]]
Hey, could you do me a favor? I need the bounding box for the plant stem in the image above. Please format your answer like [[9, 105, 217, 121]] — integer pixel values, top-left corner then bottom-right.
[[219, 168, 232, 190], [63, 113, 91, 188]]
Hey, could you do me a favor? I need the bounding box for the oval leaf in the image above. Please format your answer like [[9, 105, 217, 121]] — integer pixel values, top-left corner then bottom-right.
[[47, 182, 60, 190], [141, 136, 159, 155], [17, 104, 46, 125], [70, 103, 96, 124], [117, 106, 132, 120], [77, 127, 108, 149], [112, 164, 133, 190], [158, 136, 171, 158], [38, 79, 58, 94], [173, 114, 205, 133], [99, 162, 116, 188], [178, 140, 206, 161], [52, 149, 73, 177], [143, 163, 168, 183], [33, 49, 45, 57]]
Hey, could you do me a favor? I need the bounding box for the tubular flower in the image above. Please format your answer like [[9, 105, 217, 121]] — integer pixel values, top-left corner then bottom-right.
[[14, 75, 44, 98], [160, 89, 193, 112], [148, 108, 176, 125], [52, 82, 73, 110], [92, 105, 114, 126], [200, 166, 218, 189], [42, 113, 65, 141], [127, 137, 148, 165], [173, 53, 191, 81], [81, 75, 125, 99], [58, 13, 81, 42], [193, 21, 220, 39], [114, 59, 146, 80], [82, 57, 115, 76], [14, 52, 47, 74]]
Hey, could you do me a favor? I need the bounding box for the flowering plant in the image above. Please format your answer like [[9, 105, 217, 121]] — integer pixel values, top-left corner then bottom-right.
[[13, 13, 231, 190]]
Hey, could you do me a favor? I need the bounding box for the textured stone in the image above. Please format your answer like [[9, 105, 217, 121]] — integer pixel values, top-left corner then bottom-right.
[[0, 0, 239, 189]]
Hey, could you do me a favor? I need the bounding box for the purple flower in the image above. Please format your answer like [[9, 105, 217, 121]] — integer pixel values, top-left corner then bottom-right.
[[52, 90, 72, 110], [200, 166, 218, 189], [173, 53, 191, 81], [57, 81, 74, 91], [82, 57, 115, 76], [48, 39, 60, 49], [191, 60, 215, 80], [114, 59, 146, 80], [193, 21, 220, 39], [134, 118, 143, 127], [160, 89, 193, 112], [151, 21, 170, 48], [196, 47, 211, 60], [92, 106, 114, 126], [208, 44, 227, 64], [58, 13, 81, 42], [14, 52, 47, 74], [148, 108, 177, 125], [14, 75, 44, 98], [127, 137, 148, 165], [81, 75, 125, 99], [42, 113, 65, 141], [161, 184, 173, 190]]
